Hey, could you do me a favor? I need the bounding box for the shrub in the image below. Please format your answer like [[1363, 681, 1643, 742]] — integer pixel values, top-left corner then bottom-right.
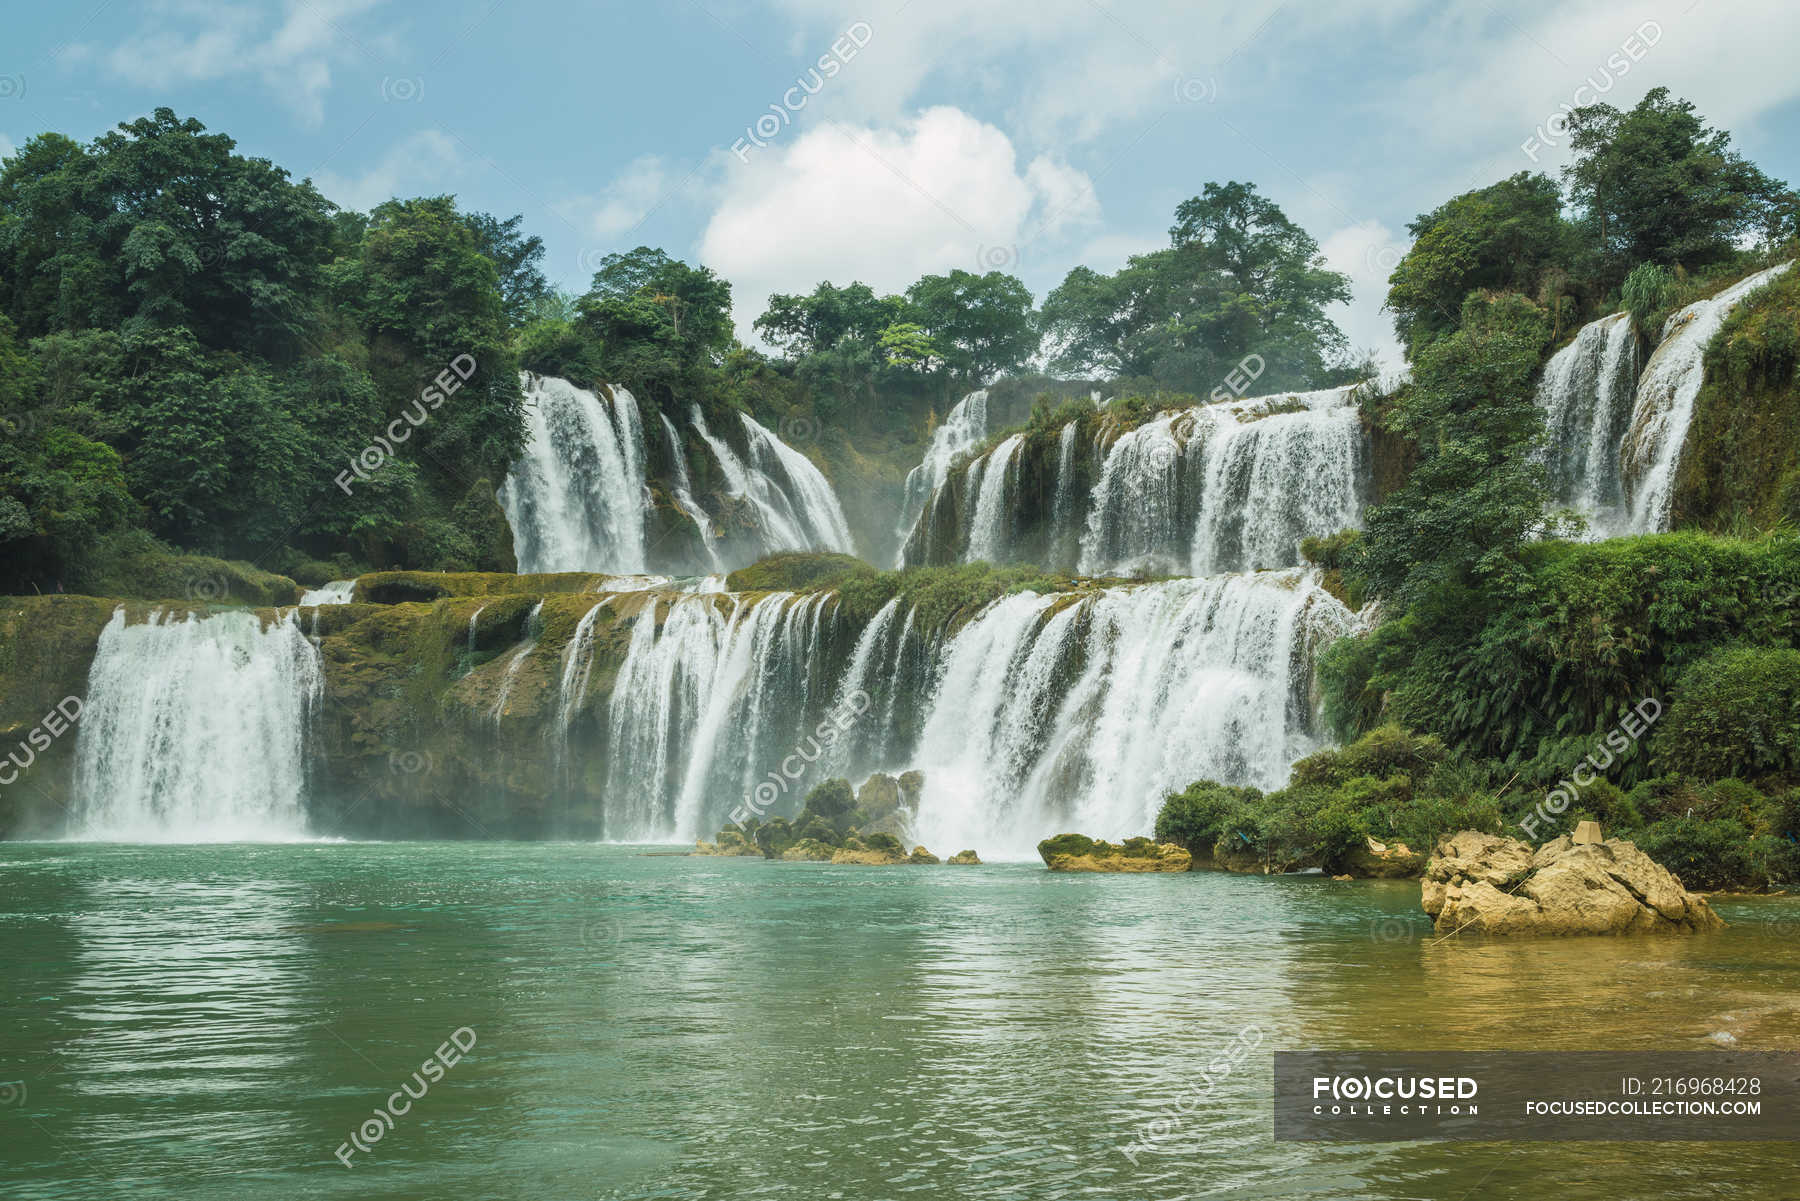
[[1155, 782, 1262, 854], [862, 831, 904, 856], [1656, 646, 1800, 781], [1290, 725, 1446, 792]]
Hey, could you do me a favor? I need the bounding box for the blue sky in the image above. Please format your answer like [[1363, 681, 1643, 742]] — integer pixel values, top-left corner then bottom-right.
[[3, 0, 1798, 368]]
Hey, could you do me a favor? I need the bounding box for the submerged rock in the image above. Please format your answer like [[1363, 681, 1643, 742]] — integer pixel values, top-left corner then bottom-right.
[[1422, 830, 1725, 937], [1038, 834, 1191, 873], [947, 849, 982, 865]]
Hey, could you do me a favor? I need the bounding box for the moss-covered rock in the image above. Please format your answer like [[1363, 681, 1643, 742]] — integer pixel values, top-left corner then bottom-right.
[[1037, 833, 1192, 872], [782, 838, 838, 861], [947, 849, 982, 865]]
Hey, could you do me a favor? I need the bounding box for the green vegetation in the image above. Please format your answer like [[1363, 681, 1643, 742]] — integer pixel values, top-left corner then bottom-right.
[[1158, 728, 1494, 875], [1656, 647, 1800, 780], [1040, 181, 1354, 395]]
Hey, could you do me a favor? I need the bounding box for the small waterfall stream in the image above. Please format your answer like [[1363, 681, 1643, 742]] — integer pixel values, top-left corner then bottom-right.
[[1536, 312, 1639, 536], [895, 389, 990, 565], [1622, 261, 1794, 532], [69, 610, 323, 842]]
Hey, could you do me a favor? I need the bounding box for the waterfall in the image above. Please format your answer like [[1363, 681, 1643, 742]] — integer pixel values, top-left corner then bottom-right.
[[603, 592, 838, 840], [1080, 415, 1186, 574], [499, 374, 649, 574], [660, 413, 722, 571], [1623, 262, 1794, 532], [491, 602, 544, 722], [740, 414, 856, 553], [904, 571, 1356, 856], [589, 566, 1356, 851], [1077, 386, 1368, 576], [299, 580, 356, 605], [1185, 389, 1368, 575], [691, 410, 855, 558], [1535, 312, 1639, 537], [966, 434, 1024, 562], [895, 389, 989, 565], [69, 610, 323, 842]]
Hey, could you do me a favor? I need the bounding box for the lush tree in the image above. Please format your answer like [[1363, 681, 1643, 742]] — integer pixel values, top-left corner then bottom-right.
[[1564, 88, 1792, 276], [877, 321, 936, 369], [1041, 182, 1350, 394], [0, 109, 337, 356], [754, 281, 903, 357], [461, 210, 550, 327], [1354, 292, 1554, 606], [578, 247, 734, 387], [331, 196, 525, 488], [1385, 172, 1577, 354], [903, 269, 1035, 383]]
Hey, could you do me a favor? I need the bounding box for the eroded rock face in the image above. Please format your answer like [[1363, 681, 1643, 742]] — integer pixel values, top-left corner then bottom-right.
[[1342, 836, 1425, 879], [1038, 834, 1192, 873], [1422, 831, 1725, 937]]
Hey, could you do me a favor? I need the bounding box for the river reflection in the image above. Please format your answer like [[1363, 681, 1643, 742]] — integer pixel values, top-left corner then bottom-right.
[[2, 844, 1797, 1200]]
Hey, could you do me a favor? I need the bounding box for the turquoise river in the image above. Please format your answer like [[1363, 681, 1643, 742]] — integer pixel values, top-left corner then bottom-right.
[[4, 843, 1799, 1199]]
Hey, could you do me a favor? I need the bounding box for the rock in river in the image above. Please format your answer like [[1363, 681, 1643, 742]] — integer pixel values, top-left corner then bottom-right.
[[1421, 830, 1725, 937]]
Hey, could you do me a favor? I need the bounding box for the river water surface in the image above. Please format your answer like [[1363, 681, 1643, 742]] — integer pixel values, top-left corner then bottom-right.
[[3, 843, 1798, 1199]]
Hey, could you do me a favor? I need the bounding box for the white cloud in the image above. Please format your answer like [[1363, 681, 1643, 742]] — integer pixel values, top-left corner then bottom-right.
[[313, 129, 462, 212], [699, 106, 1100, 340], [66, 0, 392, 126], [0, 133, 15, 161], [563, 155, 676, 243], [1319, 220, 1408, 373]]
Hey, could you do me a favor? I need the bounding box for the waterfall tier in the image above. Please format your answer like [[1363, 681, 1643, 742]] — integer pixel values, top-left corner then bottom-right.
[[902, 386, 1370, 575], [69, 610, 323, 842], [571, 569, 1357, 851], [501, 374, 854, 575]]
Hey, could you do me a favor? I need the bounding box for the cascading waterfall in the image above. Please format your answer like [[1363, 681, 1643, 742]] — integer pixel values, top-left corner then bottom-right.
[[1622, 261, 1794, 532], [68, 610, 323, 841], [1076, 386, 1368, 575], [895, 389, 989, 564], [587, 567, 1356, 850], [660, 413, 722, 571], [1184, 388, 1368, 575], [966, 434, 1023, 562], [500, 375, 649, 574], [904, 571, 1356, 855], [690, 410, 855, 558], [502, 374, 853, 575], [601, 591, 842, 840], [1535, 312, 1639, 537], [491, 602, 544, 723], [1079, 416, 1186, 574]]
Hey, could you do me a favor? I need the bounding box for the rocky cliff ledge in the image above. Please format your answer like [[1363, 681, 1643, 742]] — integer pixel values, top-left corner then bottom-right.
[[1422, 830, 1725, 937]]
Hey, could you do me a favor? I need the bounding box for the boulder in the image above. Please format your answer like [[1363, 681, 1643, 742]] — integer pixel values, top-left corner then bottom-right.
[[1422, 831, 1725, 937], [907, 845, 941, 864], [781, 838, 837, 862], [1038, 834, 1192, 873], [947, 849, 982, 865]]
